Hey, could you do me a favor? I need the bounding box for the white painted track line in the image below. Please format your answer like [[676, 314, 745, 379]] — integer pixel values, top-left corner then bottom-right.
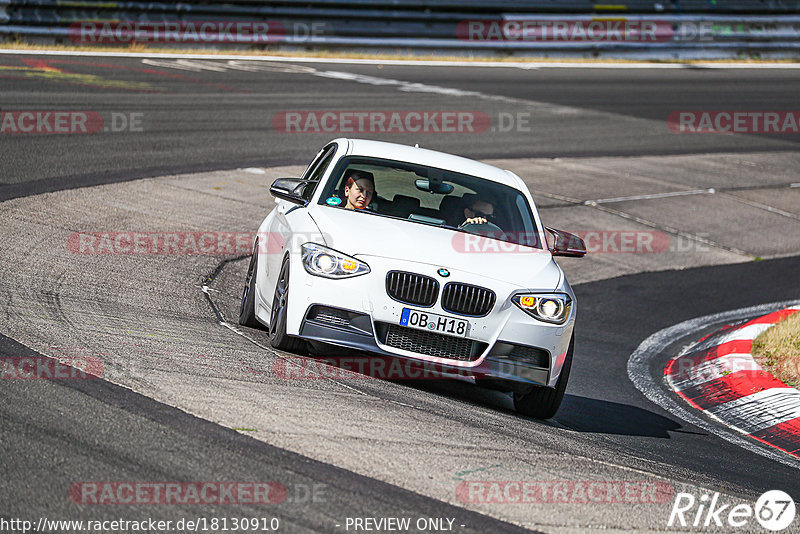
[[3, 48, 800, 68]]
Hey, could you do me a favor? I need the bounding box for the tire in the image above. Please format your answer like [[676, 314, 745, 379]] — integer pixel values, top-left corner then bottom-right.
[[513, 335, 574, 419], [268, 257, 305, 353], [238, 241, 262, 328]]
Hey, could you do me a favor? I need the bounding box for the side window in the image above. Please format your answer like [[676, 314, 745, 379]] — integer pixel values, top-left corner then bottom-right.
[[301, 144, 336, 202], [300, 146, 326, 180], [514, 195, 540, 248]]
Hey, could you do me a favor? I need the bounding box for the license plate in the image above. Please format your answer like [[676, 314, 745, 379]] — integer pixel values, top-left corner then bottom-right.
[[400, 308, 469, 338]]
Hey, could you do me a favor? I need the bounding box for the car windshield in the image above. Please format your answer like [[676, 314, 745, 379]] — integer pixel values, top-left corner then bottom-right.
[[317, 156, 542, 249]]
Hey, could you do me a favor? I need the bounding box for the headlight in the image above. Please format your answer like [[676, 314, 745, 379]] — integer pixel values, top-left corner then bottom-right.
[[301, 243, 370, 279], [512, 293, 572, 324]]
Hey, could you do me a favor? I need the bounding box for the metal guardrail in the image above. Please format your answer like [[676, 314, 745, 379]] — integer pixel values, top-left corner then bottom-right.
[[503, 15, 800, 43], [2, 1, 800, 57], [6, 0, 800, 18], [8, 1, 800, 14]]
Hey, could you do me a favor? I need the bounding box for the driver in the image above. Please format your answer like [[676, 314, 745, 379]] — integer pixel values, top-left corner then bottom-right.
[[460, 198, 496, 227], [343, 170, 375, 210]]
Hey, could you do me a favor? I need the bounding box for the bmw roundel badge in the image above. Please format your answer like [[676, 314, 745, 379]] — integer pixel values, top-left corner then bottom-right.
[[437, 268, 450, 277]]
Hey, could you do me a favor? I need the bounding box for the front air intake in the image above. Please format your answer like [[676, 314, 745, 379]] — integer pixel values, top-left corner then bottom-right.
[[378, 323, 486, 362], [385, 271, 439, 307], [441, 282, 496, 317]]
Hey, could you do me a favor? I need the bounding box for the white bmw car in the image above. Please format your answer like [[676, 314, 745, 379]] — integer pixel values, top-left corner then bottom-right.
[[239, 139, 586, 418]]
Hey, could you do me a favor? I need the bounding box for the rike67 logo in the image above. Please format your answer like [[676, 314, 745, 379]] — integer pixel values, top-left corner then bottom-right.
[[668, 490, 796, 531]]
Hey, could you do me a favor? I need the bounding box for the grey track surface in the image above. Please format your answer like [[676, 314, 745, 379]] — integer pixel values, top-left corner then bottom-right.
[[2, 54, 800, 196], [0, 334, 530, 534], [2, 53, 800, 532]]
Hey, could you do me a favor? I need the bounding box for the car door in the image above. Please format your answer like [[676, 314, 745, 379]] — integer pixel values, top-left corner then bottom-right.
[[262, 143, 338, 312]]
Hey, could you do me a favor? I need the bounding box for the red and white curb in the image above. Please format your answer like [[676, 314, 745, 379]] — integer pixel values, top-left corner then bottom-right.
[[665, 307, 800, 458], [628, 300, 800, 470]]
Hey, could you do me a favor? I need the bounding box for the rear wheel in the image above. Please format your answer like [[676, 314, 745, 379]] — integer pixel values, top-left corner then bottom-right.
[[513, 335, 574, 419], [269, 257, 305, 352], [238, 241, 261, 328]]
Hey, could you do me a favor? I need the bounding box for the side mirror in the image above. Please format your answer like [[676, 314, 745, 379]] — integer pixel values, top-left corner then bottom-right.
[[545, 227, 586, 257], [269, 178, 312, 206]]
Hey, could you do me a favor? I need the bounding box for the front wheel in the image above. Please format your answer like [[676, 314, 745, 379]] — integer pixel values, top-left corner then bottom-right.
[[238, 241, 261, 328], [513, 335, 574, 419], [268, 257, 305, 352]]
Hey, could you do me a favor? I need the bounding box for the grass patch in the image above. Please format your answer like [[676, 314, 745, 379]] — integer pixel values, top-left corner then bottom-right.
[[752, 312, 800, 388]]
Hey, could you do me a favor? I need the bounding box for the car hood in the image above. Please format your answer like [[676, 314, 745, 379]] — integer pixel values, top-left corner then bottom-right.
[[309, 208, 561, 290]]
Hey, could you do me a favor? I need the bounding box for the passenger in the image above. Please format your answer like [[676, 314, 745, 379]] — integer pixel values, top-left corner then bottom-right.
[[460, 198, 496, 227], [343, 170, 375, 210]]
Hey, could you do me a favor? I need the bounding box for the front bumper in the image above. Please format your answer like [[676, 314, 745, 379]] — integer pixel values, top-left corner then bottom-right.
[[297, 304, 569, 388], [283, 254, 574, 388]]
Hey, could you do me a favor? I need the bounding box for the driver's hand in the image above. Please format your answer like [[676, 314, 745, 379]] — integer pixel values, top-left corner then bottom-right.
[[461, 217, 488, 227]]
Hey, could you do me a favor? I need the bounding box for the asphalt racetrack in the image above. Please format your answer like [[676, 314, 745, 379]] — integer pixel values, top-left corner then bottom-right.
[[2, 52, 800, 532]]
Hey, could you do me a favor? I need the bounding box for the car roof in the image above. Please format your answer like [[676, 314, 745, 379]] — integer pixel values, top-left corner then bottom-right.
[[341, 138, 523, 190]]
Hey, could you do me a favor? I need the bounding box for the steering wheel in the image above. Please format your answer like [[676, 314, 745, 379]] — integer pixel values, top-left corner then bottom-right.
[[459, 221, 504, 236]]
